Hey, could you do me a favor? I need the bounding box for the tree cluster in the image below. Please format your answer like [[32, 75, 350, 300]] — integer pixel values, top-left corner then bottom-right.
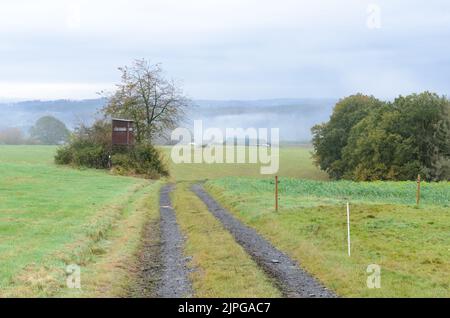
[[55, 120, 169, 178], [0, 116, 69, 145], [54, 59, 180, 179], [312, 92, 450, 181]]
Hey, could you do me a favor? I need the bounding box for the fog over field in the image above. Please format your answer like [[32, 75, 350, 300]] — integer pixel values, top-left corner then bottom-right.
[[0, 98, 336, 142]]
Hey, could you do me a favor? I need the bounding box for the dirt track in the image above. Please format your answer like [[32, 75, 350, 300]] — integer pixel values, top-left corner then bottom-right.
[[156, 184, 192, 297], [191, 184, 336, 298]]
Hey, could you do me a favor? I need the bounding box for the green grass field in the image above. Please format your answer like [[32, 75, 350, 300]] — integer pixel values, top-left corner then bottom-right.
[[0, 145, 158, 296], [1, 144, 448, 297], [206, 177, 450, 297], [161, 145, 328, 181]]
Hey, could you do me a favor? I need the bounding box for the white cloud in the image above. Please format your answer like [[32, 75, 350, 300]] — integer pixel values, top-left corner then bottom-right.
[[0, 0, 363, 36], [0, 0, 449, 99], [0, 82, 113, 100]]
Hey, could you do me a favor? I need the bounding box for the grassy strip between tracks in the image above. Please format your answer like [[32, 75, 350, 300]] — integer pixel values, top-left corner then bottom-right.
[[171, 182, 281, 298]]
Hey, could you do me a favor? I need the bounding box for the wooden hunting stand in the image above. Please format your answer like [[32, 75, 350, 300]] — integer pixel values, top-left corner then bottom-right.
[[112, 118, 135, 146], [110, 118, 135, 169]]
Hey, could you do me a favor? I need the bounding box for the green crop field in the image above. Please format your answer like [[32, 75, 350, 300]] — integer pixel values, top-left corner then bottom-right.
[[205, 177, 450, 297], [209, 177, 450, 208], [0, 145, 159, 297]]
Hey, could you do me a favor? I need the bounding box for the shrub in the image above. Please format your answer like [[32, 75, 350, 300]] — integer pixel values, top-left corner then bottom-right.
[[72, 144, 110, 169], [111, 144, 169, 178], [54, 146, 73, 165]]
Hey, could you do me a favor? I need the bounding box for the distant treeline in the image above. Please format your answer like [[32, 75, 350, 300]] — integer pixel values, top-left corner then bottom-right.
[[0, 127, 35, 145], [312, 92, 450, 181], [0, 116, 69, 145], [0, 98, 106, 133]]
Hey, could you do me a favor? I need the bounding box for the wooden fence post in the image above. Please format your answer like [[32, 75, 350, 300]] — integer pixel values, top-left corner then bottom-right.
[[416, 174, 421, 206]]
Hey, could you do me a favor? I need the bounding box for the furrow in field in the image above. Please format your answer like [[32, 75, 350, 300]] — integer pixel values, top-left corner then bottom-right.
[[191, 184, 336, 298]]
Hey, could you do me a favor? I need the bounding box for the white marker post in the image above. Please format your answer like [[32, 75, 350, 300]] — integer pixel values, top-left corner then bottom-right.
[[346, 201, 351, 256]]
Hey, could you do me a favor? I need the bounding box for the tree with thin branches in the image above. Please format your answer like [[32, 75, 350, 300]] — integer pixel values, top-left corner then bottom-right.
[[102, 59, 188, 143]]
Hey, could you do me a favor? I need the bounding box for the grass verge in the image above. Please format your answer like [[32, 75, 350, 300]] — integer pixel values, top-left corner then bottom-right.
[[0, 145, 164, 297], [1, 181, 162, 297], [171, 182, 281, 297], [62, 181, 162, 297]]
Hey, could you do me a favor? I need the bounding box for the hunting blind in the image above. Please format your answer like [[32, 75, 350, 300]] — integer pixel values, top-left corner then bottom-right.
[[112, 118, 135, 146]]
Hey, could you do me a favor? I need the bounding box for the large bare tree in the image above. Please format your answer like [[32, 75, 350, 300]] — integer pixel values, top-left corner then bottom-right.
[[103, 59, 188, 143]]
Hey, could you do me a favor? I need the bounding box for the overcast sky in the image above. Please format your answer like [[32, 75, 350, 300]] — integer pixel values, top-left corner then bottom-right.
[[1, 0, 449, 100]]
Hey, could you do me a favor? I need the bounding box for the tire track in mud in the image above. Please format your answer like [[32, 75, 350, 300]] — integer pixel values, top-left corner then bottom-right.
[[191, 184, 336, 298], [157, 184, 192, 298]]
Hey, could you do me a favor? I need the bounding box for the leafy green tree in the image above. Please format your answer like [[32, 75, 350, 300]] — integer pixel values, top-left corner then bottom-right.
[[30, 116, 70, 145], [313, 92, 450, 181], [391, 92, 450, 180], [342, 104, 418, 180], [311, 94, 384, 179]]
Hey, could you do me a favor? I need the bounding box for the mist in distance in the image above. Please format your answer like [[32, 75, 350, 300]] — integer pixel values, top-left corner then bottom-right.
[[0, 98, 336, 143]]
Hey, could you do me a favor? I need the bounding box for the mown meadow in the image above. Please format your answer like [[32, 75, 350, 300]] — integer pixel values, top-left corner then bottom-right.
[[0, 145, 160, 297], [161, 145, 328, 181]]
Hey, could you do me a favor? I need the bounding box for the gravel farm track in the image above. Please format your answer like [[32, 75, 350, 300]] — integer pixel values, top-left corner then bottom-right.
[[156, 184, 193, 297], [135, 183, 336, 298], [133, 184, 193, 297]]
